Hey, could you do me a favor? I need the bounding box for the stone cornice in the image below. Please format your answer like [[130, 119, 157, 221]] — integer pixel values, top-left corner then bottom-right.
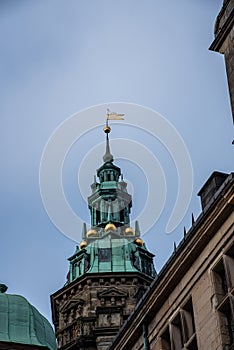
[[210, 6, 234, 52], [51, 271, 153, 299]]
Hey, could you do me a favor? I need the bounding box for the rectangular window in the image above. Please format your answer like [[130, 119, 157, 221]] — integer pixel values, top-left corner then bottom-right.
[[160, 297, 198, 350], [171, 314, 183, 350], [181, 298, 196, 344], [213, 259, 228, 300], [212, 242, 234, 349], [218, 298, 234, 347], [223, 245, 234, 290], [98, 248, 111, 262]]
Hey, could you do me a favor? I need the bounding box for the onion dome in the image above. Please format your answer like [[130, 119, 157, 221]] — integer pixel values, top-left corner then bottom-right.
[[87, 229, 97, 238], [135, 238, 144, 246], [124, 227, 135, 235], [104, 223, 117, 232], [0, 285, 57, 350], [79, 241, 88, 249]]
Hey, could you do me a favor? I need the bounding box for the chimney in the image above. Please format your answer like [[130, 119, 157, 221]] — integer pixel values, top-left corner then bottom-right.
[[197, 172, 229, 210]]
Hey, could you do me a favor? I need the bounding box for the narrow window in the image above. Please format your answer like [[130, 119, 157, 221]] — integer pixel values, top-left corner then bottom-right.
[[161, 326, 171, 350], [218, 298, 234, 347], [213, 259, 228, 297], [212, 242, 234, 348], [171, 314, 183, 350], [182, 298, 196, 343]]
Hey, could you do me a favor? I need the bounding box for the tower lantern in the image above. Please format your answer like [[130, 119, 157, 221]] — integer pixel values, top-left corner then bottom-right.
[[88, 122, 132, 232]]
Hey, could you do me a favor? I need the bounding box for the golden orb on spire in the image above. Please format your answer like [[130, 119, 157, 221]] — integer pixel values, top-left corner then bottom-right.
[[103, 125, 111, 134], [87, 229, 97, 238], [79, 241, 88, 250], [104, 223, 117, 232], [135, 238, 144, 246], [125, 227, 135, 236]]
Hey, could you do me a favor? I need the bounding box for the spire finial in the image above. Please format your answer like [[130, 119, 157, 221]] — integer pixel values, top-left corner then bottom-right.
[[103, 124, 113, 163], [192, 213, 195, 225], [135, 220, 140, 237], [82, 222, 87, 239], [102, 108, 125, 163]]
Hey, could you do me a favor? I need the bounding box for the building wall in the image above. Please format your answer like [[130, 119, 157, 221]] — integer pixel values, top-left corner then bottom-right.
[[145, 212, 234, 350], [109, 174, 234, 350], [210, 0, 234, 121]]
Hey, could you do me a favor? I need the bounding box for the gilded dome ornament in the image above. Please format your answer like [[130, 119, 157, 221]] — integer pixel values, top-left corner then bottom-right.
[[104, 223, 117, 232], [87, 229, 97, 238], [135, 238, 144, 246], [125, 227, 135, 235], [79, 241, 88, 249]]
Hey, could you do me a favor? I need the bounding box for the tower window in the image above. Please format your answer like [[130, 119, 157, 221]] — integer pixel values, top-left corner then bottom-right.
[[96, 210, 100, 224], [120, 209, 124, 222], [98, 248, 111, 262], [72, 261, 81, 280]]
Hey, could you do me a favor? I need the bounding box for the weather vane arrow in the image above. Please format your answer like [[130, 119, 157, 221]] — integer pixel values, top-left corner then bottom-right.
[[106, 108, 125, 121]]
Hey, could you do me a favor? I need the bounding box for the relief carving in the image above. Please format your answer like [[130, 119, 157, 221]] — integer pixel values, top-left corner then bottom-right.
[[98, 313, 121, 327]]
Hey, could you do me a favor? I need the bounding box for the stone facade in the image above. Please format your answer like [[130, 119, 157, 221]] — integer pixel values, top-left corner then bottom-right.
[[210, 0, 234, 122], [109, 172, 234, 350], [51, 272, 153, 350]]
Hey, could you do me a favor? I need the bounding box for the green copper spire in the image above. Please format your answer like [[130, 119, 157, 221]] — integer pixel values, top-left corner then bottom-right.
[[103, 129, 113, 163], [66, 118, 156, 284]]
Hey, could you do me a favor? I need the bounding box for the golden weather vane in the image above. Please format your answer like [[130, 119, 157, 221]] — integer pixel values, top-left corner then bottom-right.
[[104, 108, 125, 133], [103, 108, 125, 162], [106, 108, 125, 121]]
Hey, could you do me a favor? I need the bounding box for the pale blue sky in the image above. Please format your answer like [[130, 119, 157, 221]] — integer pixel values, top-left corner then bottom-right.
[[1, 1, 233, 322]]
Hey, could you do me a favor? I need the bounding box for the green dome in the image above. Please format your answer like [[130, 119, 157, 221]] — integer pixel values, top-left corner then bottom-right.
[[0, 291, 57, 350]]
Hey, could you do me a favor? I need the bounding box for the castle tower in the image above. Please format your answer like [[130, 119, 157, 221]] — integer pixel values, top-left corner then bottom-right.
[[50, 122, 156, 350], [210, 0, 234, 122]]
